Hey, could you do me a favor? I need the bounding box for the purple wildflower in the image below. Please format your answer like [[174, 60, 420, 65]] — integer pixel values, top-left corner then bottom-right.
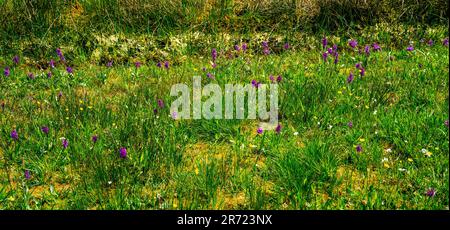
[[443, 38, 449, 46], [322, 52, 328, 62], [322, 37, 328, 49], [444, 120, 449, 127], [356, 145, 362, 152], [355, 63, 362, 69], [49, 59, 55, 68], [277, 75, 282, 82], [327, 48, 333, 54], [269, 75, 275, 83], [283, 43, 290, 50], [156, 62, 162, 68], [58, 91, 63, 98], [119, 147, 127, 158], [27, 72, 35, 80], [349, 39, 358, 48], [56, 48, 65, 62], [158, 99, 164, 108], [251, 79, 261, 88], [234, 44, 240, 51], [4, 67, 10, 77], [212, 62, 217, 68], [275, 124, 282, 134], [242, 43, 248, 51], [172, 111, 178, 119], [211, 48, 217, 61], [41, 126, 49, 135], [406, 45, 414, 52], [10, 129, 18, 140], [359, 67, 365, 77], [347, 72, 354, 83], [257, 127, 263, 134], [47, 72, 52, 78], [134, 61, 141, 68], [153, 108, 158, 114], [92, 135, 98, 143], [66, 66, 73, 74], [334, 53, 339, 65], [262, 41, 270, 55], [348, 121, 353, 128], [106, 61, 113, 67], [164, 61, 169, 69], [206, 73, 214, 79], [426, 188, 436, 197], [62, 138, 69, 149], [13, 55, 20, 65], [372, 43, 381, 51], [364, 45, 370, 55], [24, 170, 30, 180], [427, 39, 433, 46], [332, 44, 338, 52]]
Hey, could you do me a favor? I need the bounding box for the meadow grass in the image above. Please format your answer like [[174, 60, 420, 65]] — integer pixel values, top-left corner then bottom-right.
[[0, 33, 449, 210]]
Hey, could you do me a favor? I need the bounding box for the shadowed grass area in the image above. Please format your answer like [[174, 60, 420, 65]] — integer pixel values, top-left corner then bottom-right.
[[0, 0, 448, 62]]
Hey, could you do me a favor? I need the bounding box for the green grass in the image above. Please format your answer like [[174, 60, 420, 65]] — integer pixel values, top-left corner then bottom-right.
[[0, 33, 448, 210]]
